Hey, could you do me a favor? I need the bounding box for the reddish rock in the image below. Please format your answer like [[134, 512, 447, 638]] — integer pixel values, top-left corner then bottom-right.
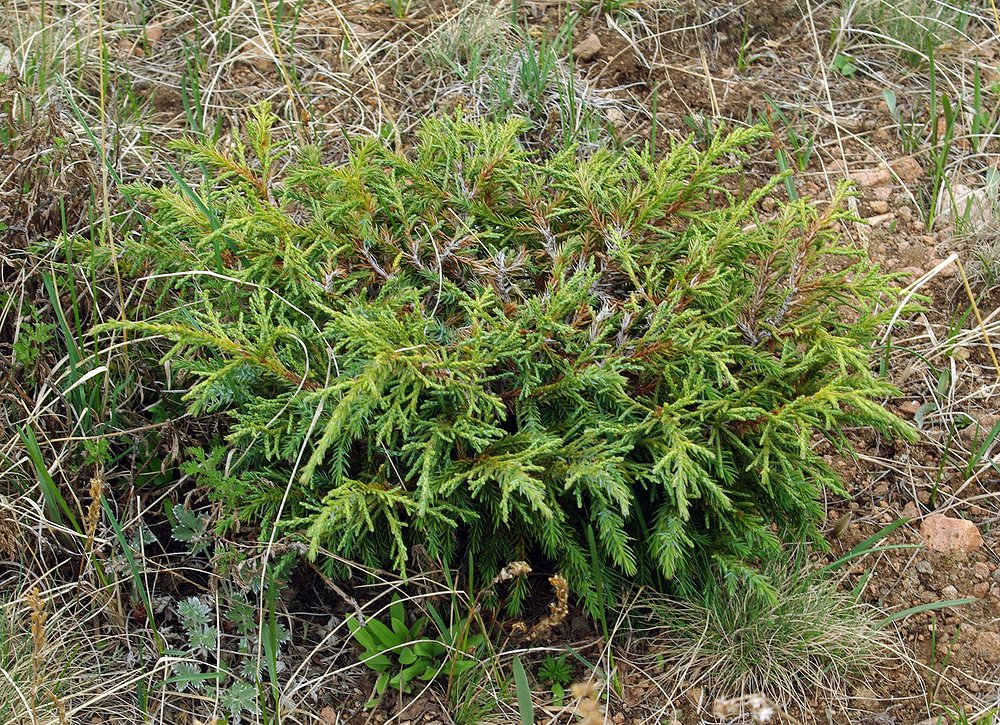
[[850, 167, 891, 187], [929, 257, 957, 278], [920, 514, 983, 555], [973, 562, 992, 581], [892, 156, 924, 183], [973, 631, 1000, 664]]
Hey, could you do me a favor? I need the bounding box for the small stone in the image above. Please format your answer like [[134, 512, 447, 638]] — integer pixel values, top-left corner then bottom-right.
[[920, 514, 984, 555], [934, 183, 998, 231], [605, 106, 626, 129], [762, 197, 776, 212], [916, 560, 934, 575], [145, 21, 164, 45], [869, 200, 890, 214], [941, 584, 959, 599], [973, 581, 990, 598], [973, 562, 991, 581], [0, 42, 15, 76], [901, 501, 920, 519], [242, 34, 275, 69], [973, 631, 1000, 664], [892, 156, 924, 183], [867, 212, 894, 226], [899, 400, 922, 416], [574, 33, 603, 62], [850, 167, 892, 187], [929, 257, 957, 278], [960, 414, 1000, 447], [853, 686, 879, 711]]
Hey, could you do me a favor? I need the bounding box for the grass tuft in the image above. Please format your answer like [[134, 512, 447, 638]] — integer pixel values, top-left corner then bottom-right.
[[629, 561, 900, 715]]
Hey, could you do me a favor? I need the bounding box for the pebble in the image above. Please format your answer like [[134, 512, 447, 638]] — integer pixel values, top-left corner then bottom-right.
[[605, 106, 626, 129], [0, 42, 14, 76], [919, 514, 984, 555], [973, 631, 1000, 664], [935, 183, 997, 231], [853, 686, 879, 711], [929, 257, 956, 278], [973, 562, 991, 581], [892, 156, 924, 183], [960, 414, 1000, 446], [899, 400, 922, 416], [574, 33, 603, 62], [850, 167, 891, 187], [869, 200, 890, 214], [145, 21, 164, 45], [916, 560, 934, 575], [941, 584, 959, 599]]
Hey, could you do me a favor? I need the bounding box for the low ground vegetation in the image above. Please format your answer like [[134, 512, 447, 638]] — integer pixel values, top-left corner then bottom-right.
[[2, 0, 1000, 723]]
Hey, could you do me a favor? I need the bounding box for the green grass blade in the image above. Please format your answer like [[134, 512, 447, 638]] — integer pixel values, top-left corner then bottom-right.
[[878, 598, 976, 628], [964, 417, 1000, 478], [100, 495, 163, 652], [165, 163, 224, 272], [18, 425, 78, 531], [512, 655, 533, 725]]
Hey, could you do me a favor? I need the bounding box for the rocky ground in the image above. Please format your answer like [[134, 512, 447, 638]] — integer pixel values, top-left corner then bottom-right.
[[3, 0, 1000, 722]]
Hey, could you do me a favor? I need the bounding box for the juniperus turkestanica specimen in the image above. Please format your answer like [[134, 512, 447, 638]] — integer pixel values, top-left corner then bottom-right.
[[101, 104, 911, 614]]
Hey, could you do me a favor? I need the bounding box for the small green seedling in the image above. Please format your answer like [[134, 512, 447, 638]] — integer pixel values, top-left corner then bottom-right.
[[537, 653, 572, 705], [347, 598, 482, 707], [832, 53, 858, 77]]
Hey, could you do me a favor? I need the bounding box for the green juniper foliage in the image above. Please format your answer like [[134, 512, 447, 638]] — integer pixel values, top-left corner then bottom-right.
[[100, 104, 911, 614]]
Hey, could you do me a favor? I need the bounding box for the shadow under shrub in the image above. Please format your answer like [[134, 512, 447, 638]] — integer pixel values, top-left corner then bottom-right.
[[97, 104, 912, 614]]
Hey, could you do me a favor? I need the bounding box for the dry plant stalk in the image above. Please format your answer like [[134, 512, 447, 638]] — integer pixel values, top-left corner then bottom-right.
[[570, 681, 606, 725], [511, 573, 569, 640], [44, 690, 67, 725], [24, 586, 68, 723], [82, 475, 104, 567], [0, 507, 18, 561], [26, 586, 48, 695], [492, 560, 532, 585]]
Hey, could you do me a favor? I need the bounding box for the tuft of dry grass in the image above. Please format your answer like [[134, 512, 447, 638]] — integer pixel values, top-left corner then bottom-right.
[[967, 226, 1000, 290], [625, 566, 904, 718]]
